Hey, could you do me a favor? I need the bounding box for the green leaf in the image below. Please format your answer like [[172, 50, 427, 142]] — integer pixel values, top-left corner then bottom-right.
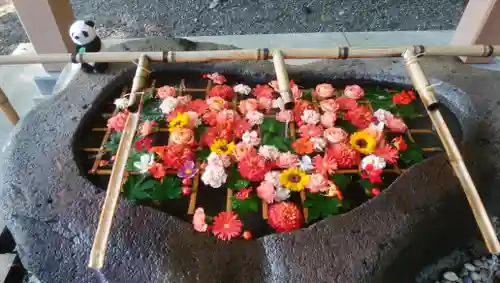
[[125, 150, 144, 171], [371, 100, 394, 111], [234, 179, 251, 190], [264, 136, 291, 152], [358, 178, 379, 189], [303, 193, 340, 222], [195, 148, 211, 161], [152, 175, 182, 200], [335, 119, 357, 133], [395, 104, 418, 119], [143, 89, 155, 102], [231, 195, 259, 214], [301, 90, 313, 101], [124, 175, 154, 201], [400, 142, 424, 166], [261, 118, 285, 134], [195, 125, 208, 141], [104, 132, 122, 155], [226, 165, 244, 189], [329, 174, 352, 189], [141, 99, 164, 121]]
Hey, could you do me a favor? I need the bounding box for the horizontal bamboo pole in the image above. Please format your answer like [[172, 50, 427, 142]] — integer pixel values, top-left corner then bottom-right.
[[0, 45, 499, 65], [88, 56, 150, 270], [403, 49, 500, 254]]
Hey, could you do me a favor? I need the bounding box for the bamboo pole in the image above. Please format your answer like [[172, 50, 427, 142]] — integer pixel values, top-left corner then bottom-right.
[[402, 49, 500, 254], [272, 50, 293, 109], [0, 87, 19, 125], [88, 56, 150, 269], [0, 45, 499, 65]]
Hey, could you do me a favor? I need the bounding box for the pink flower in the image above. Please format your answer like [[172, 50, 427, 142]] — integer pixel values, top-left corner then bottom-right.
[[315, 83, 335, 99], [306, 173, 330, 193], [320, 112, 337, 128], [276, 152, 301, 168], [232, 142, 256, 161], [253, 84, 275, 100], [238, 99, 259, 115], [264, 171, 281, 187], [238, 153, 270, 182], [320, 99, 340, 112], [203, 72, 227, 84], [312, 154, 338, 176], [207, 152, 231, 168], [192, 207, 208, 232], [242, 130, 261, 146], [107, 112, 128, 132], [324, 127, 348, 144], [298, 124, 323, 139], [177, 95, 192, 106], [374, 142, 400, 164], [276, 110, 293, 122], [216, 109, 237, 125], [233, 118, 251, 138], [336, 96, 358, 111], [327, 143, 360, 169], [212, 211, 242, 241], [386, 115, 407, 133], [344, 85, 364, 100], [186, 99, 209, 115], [301, 109, 320, 125], [258, 145, 280, 160], [256, 181, 275, 203], [245, 110, 264, 126], [344, 106, 373, 129], [206, 97, 228, 112], [290, 81, 302, 101], [140, 120, 155, 137], [186, 111, 200, 129], [156, 85, 176, 100], [258, 97, 273, 112], [208, 85, 234, 100]]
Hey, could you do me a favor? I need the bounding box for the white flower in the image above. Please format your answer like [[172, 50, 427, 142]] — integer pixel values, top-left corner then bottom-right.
[[272, 97, 285, 110], [310, 137, 326, 152], [114, 97, 129, 109], [201, 164, 228, 188], [242, 130, 261, 146], [274, 186, 291, 202], [233, 84, 252, 95], [361, 155, 386, 171], [373, 109, 391, 125], [258, 145, 280, 160], [300, 155, 314, 172], [264, 171, 280, 187], [133, 153, 154, 173], [186, 111, 202, 127], [246, 110, 264, 126], [159, 96, 178, 114], [207, 152, 231, 168], [301, 109, 320, 125]]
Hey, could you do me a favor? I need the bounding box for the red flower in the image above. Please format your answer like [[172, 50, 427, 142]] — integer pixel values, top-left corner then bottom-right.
[[212, 211, 243, 241], [162, 144, 194, 170], [268, 202, 303, 232], [235, 188, 252, 200], [293, 100, 314, 123], [208, 85, 235, 100], [202, 111, 218, 126], [392, 136, 408, 151], [298, 124, 323, 139], [253, 84, 275, 100], [148, 162, 166, 179], [392, 90, 416, 105], [374, 143, 400, 164], [107, 111, 128, 132], [233, 118, 251, 138], [201, 126, 232, 147], [291, 138, 314, 155], [135, 137, 152, 151], [371, 188, 381, 196], [326, 143, 360, 169], [335, 97, 358, 111], [312, 154, 338, 176], [186, 99, 209, 114], [238, 153, 270, 182], [361, 169, 383, 184], [344, 105, 373, 129]]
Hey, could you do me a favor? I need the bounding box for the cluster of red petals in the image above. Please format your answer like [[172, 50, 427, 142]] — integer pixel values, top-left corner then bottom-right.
[[208, 85, 235, 100], [186, 99, 209, 114], [326, 143, 360, 169], [335, 97, 358, 111], [253, 84, 275, 100], [392, 90, 416, 105], [374, 143, 400, 164], [161, 144, 194, 170], [268, 202, 303, 232], [135, 137, 152, 151], [238, 152, 271, 182], [293, 100, 314, 123], [361, 165, 383, 184], [344, 105, 373, 129], [201, 126, 233, 147], [291, 137, 314, 155]]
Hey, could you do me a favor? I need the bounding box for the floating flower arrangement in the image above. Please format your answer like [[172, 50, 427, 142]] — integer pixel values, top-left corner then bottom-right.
[[103, 73, 427, 241]]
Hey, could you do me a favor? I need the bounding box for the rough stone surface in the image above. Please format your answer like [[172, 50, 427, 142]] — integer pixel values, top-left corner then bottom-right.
[[0, 38, 495, 283]]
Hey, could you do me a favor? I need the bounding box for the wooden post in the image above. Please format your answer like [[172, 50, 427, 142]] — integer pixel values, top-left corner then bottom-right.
[[12, 0, 75, 71], [451, 0, 500, 63], [0, 87, 19, 125]]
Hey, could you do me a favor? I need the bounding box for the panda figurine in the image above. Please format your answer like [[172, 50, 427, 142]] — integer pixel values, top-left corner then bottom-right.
[[69, 20, 108, 73]]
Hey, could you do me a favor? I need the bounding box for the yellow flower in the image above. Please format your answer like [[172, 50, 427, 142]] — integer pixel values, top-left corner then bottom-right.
[[350, 131, 376, 154], [279, 168, 310, 191], [168, 112, 189, 131], [210, 139, 235, 155]]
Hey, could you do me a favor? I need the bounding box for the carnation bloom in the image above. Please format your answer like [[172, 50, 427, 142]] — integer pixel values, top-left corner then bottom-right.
[[186, 99, 209, 115], [335, 96, 358, 111], [210, 139, 235, 155], [344, 106, 373, 129], [203, 72, 227, 84], [320, 112, 337, 128], [107, 112, 128, 132], [324, 127, 348, 144], [238, 153, 270, 182], [233, 84, 252, 95], [392, 90, 416, 105], [206, 96, 228, 112], [256, 181, 276, 203], [279, 168, 310, 191], [201, 164, 228, 188], [253, 84, 275, 99], [292, 137, 314, 155], [233, 118, 251, 138], [350, 131, 377, 154], [306, 173, 330, 193], [258, 145, 280, 160], [232, 142, 256, 161], [242, 130, 261, 146], [298, 124, 323, 139], [276, 152, 301, 168], [264, 171, 281, 187], [168, 112, 189, 131], [327, 143, 360, 169], [159, 96, 179, 114], [201, 126, 232, 147], [149, 162, 166, 179], [207, 152, 231, 168], [192, 207, 208, 232], [276, 110, 293, 122], [156, 85, 176, 100], [246, 110, 264, 125], [208, 85, 234, 100], [212, 211, 243, 241], [314, 83, 335, 99], [301, 109, 321, 125], [268, 202, 303, 232], [344, 85, 365, 99], [320, 99, 340, 112], [312, 154, 338, 176], [238, 99, 259, 115], [361, 155, 386, 171], [258, 97, 273, 112], [386, 115, 407, 133], [162, 144, 194, 170]]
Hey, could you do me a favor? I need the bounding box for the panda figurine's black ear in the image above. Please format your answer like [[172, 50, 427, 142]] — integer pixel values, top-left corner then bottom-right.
[[84, 20, 95, 27]]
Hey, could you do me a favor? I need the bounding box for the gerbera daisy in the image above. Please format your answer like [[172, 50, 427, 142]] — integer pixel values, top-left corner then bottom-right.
[[350, 131, 377, 154], [298, 124, 323, 139], [168, 112, 189, 132], [312, 154, 338, 176], [279, 168, 310, 191], [212, 211, 243, 241], [291, 138, 314, 155], [210, 139, 235, 155]]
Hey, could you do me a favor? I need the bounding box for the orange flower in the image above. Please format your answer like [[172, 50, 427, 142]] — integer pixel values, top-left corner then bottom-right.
[[392, 90, 416, 105], [148, 162, 166, 179], [292, 137, 314, 155]]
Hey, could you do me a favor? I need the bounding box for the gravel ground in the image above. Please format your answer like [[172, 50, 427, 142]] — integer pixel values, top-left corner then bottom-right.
[[0, 0, 466, 55]]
